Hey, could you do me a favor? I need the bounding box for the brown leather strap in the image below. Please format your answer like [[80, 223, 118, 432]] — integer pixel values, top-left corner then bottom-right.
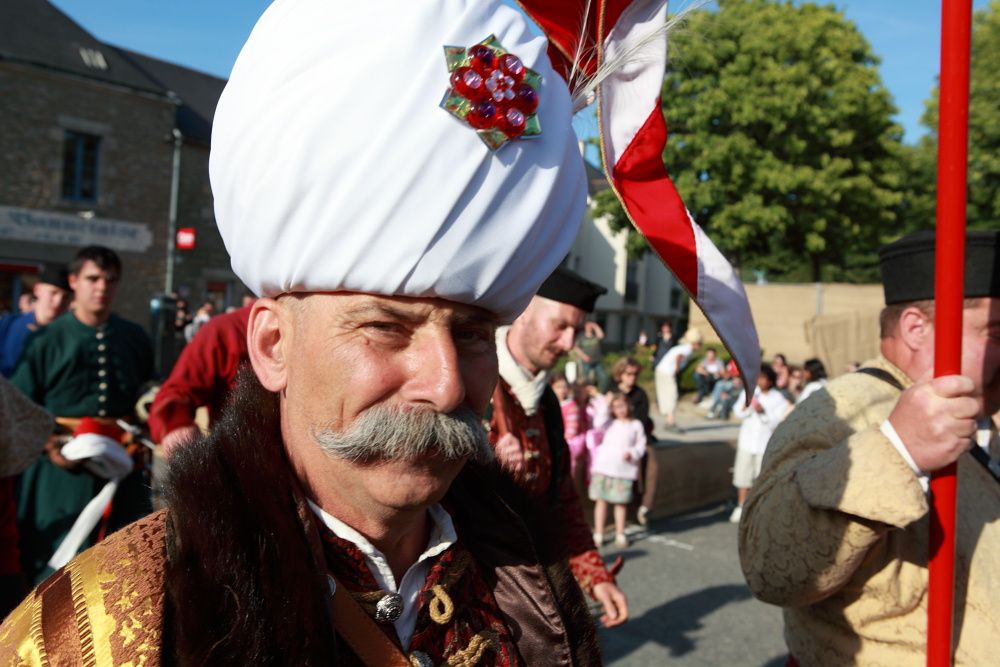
[[853, 367, 904, 391], [327, 574, 411, 667]]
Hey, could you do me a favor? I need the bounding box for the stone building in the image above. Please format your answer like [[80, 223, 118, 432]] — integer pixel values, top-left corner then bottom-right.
[[0, 0, 240, 327], [564, 162, 687, 349]]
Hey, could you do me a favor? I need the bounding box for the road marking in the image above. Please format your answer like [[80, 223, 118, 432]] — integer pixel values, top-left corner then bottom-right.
[[646, 535, 695, 551]]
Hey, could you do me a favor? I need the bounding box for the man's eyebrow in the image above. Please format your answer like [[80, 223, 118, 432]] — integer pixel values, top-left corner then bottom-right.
[[344, 303, 424, 323], [451, 311, 500, 327], [342, 302, 498, 327]]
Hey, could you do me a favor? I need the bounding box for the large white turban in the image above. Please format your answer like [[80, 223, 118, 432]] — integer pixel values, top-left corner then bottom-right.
[[210, 0, 586, 322]]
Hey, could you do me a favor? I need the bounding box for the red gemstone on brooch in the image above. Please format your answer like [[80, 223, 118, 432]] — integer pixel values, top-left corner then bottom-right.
[[499, 108, 527, 137], [467, 101, 498, 129], [468, 44, 496, 73], [512, 83, 538, 113], [498, 53, 525, 82], [450, 67, 487, 101], [441, 36, 542, 151]]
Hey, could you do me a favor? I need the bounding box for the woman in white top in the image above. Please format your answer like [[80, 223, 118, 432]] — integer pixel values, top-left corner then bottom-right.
[[654, 328, 702, 431]]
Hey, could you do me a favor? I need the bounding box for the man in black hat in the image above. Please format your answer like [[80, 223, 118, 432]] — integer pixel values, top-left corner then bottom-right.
[[738, 230, 1000, 664], [490, 266, 630, 628], [0, 266, 71, 377]]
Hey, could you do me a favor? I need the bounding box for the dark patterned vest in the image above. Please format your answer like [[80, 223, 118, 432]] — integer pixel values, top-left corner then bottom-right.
[[319, 518, 523, 666]]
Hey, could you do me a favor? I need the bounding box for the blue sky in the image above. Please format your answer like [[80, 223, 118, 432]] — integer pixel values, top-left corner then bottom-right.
[[50, 0, 990, 144]]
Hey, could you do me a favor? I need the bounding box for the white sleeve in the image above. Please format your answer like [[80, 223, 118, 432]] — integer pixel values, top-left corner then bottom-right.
[[760, 392, 790, 425], [880, 420, 930, 493], [732, 390, 751, 419]]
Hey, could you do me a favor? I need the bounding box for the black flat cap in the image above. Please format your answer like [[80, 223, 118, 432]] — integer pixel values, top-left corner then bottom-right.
[[878, 229, 1000, 305], [34, 265, 70, 292], [536, 266, 608, 313]]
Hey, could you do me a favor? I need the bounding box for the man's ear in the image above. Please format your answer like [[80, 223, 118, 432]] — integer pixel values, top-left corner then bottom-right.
[[897, 306, 932, 351], [247, 297, 292, 393]]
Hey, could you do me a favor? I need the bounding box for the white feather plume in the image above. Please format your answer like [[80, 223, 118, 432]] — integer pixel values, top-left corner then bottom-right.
[[567, 0, 708, 113]]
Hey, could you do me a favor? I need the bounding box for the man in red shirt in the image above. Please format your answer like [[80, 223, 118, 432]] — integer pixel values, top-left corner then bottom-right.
[[148, 305, 250, 455]]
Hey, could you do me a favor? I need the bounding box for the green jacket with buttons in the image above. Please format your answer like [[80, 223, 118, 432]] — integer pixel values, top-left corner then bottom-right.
[[11, 311, 155, 584], [11, 312, 153, 418]]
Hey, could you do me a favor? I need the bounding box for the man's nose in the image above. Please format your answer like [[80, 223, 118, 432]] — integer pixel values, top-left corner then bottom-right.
[[405, 329, 466, 413], [556, 327, 576, 352]]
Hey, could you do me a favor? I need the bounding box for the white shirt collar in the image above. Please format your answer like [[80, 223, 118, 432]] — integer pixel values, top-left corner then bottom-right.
[[307, 501, 457, 651], [307, 500, 456, 591]]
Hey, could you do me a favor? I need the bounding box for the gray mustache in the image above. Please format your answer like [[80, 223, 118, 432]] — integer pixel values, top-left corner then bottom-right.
[[313, 405, 493, 465]]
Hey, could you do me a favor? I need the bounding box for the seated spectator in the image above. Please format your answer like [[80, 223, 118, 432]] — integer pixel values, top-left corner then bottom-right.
[[694, 348, 724, 403], [706, 358, 742, 420], [794, 358, 828, 404]]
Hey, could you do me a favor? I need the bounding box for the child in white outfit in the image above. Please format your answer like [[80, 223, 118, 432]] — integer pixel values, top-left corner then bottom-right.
[[729, 363, 789, 523], [589, 392, 646, 547]]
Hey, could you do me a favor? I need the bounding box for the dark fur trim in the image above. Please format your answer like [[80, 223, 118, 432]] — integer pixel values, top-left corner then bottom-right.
[[162, 369, 599, 665], [162, 369, 335, 665]]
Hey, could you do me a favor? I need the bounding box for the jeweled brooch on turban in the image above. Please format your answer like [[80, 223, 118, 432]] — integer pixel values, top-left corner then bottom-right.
[[441, 35, 542, 151]]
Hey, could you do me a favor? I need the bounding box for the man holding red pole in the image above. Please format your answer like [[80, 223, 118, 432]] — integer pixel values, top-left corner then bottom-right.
[[738, 230, 1000, 665]]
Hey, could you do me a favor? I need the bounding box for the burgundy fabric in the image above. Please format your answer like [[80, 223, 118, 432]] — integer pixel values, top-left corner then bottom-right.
[[148, 306, 251, 442], [488, 380, 614, 593]]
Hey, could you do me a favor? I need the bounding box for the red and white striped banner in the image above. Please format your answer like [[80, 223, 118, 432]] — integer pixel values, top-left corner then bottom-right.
[[519, 0, 760, 388]]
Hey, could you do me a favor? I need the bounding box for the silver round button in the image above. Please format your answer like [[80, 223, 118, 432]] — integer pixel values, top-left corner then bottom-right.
[[374, 592, 403, 623], [409, 651, 433, 667]]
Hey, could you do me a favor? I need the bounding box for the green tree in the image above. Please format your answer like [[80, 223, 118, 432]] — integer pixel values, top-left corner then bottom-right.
[[918, 0, 1000, 230], [594, 0, 906, 281]]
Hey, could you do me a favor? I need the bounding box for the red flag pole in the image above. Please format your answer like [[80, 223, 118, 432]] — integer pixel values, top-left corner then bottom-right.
[[928, 1, 973, 665]]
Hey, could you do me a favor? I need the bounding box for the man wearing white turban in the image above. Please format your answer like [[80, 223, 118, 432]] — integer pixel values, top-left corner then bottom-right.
[[1, 0, 605, 664]]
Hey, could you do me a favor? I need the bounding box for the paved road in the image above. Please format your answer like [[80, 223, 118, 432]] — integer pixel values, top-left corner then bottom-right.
[[592, 401, 788, 666], [595, 503, 787, 666]]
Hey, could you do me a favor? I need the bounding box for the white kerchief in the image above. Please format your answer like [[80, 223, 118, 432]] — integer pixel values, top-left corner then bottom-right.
[[211, 0, 585, 322], [496, 326, 548, 416]]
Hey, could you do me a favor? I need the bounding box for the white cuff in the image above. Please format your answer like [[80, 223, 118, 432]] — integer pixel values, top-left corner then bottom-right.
[[881, 420, 930, 493]]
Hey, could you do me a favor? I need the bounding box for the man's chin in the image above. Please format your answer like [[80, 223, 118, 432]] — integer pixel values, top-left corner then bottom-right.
[[371, 456, 467, 508]]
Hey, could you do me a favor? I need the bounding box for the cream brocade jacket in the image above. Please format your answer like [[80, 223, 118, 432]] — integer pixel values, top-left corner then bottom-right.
[[739, 355, 1000, 666]]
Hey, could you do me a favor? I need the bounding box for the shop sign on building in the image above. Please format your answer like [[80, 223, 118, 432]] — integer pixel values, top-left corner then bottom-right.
[[0, 206, 153, 253], [176, 227, 196, 250]]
